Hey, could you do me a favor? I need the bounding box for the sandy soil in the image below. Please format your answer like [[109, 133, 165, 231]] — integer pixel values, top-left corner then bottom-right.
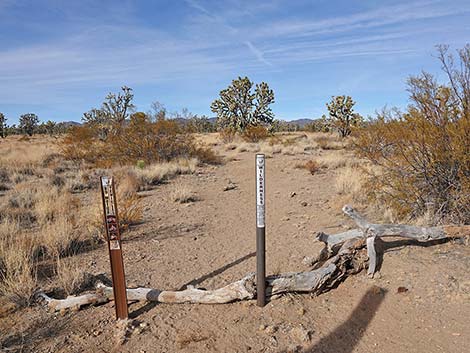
[[1, 148, 469, 353]]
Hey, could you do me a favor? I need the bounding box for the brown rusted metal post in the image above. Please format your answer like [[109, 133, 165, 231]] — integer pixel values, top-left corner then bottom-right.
[[256, 154, 266, 307], [100, 176, 128, 320]]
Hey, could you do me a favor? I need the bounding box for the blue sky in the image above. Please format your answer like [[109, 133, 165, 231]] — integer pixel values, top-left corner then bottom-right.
[[0, 0, 469, 124]]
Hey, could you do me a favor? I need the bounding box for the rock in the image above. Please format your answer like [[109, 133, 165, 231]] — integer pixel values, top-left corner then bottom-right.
[[397, 286, 409, 294], [290, 192, 297, 197], [286, 345, 303, 353], [269, 336, 278, 346], [265, 325, 278, 335], [223, 182, 238, 191], [290, 325, 311, 343]]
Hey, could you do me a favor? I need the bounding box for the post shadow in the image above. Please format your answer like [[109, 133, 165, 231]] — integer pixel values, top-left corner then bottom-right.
[[128, 252, 256, 318], [178, 252, 256, 290], [302, 286, 387, 353]]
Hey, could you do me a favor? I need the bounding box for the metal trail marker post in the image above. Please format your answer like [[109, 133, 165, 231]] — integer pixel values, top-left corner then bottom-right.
[[256, 154, 266, 307], [100, 176, 129, 320]]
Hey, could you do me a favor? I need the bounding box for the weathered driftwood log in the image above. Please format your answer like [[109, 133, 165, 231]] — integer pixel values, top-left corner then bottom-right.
[[37, 205, 468, 312], [37, 292, 109, 313], [340, 205, 469, 276]]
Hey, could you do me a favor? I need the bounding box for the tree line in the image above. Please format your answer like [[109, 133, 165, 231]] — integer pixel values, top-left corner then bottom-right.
[[0, 81, 363, 138], [0, 112, 72, 138]]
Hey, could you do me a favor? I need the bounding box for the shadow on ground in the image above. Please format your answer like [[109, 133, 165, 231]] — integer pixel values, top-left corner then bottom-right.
[[298, 286, 387, 353]]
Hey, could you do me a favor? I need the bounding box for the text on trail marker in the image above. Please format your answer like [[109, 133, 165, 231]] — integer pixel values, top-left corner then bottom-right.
[[100, 176, 129, 320]]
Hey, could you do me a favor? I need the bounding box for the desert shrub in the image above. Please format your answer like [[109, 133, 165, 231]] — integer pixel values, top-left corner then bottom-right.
[[304, 160, 320, 175], [61, 125, 101, 164], [0, 168, 10, 183], [61, 114, 219, 167], [241, 125, 270, 142], [268, 135, 283, 146], [355, 45, 470, 224], [136, 160, 145, 169], [192, 145, 223, 165], [50, 175, 65, 188], [0, 168, 10, 191], [219, 128, 236, 143]]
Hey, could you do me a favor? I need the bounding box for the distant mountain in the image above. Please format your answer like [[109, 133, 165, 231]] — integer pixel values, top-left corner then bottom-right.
[[58, 121, 81, 127], [285, 118, 315, 127]]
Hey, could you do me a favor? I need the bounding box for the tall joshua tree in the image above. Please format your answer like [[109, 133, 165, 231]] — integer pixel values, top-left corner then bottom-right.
[[211, 76, 275, 132]]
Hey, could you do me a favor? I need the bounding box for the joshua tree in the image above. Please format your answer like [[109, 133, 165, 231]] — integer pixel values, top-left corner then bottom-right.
[[211, 76, 275, 132], [326, 95, 362, 138], [19, 113, 39, 136], [82, 86, 135, 139], [0, 112, 6, 138]]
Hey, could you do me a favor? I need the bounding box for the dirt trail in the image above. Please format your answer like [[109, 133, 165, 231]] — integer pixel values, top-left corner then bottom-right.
[[1, 150, 469, 353]]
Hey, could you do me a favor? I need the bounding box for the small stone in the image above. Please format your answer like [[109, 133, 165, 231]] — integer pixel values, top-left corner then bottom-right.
[[291, 325, 311, 343], [265, 325, 277, 335], [290, 192, 297, 197], [269, 336, 278, 346], [397, 286, 409, 294], [223, 182, 238, 191]]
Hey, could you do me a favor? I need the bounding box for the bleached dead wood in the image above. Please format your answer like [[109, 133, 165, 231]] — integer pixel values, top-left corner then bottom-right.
[[340, 205, 469, 276], [37, 291, 108, 313], [37, 205, 468, 313]]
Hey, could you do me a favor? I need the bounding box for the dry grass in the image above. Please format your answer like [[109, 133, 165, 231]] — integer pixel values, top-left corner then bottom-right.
[[219, 132, 333, 157], [169, 182, 197, 203], [312, 133, 346, 150], [0, 219, 37, 306], [0, 135, 59, 170], [134, 158, 198, 186], [0, 136, 204, 307], [0, 138, 105, 306], [335, 166, 363, 200], [295, 160, 320, 175], [54, 257, 88, 296]]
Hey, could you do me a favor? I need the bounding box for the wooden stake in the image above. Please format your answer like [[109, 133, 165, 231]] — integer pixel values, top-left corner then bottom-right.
[[100, 176, 128, 320]]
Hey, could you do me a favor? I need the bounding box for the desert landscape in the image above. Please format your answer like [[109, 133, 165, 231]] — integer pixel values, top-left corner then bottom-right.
[[0, 129, 469, 352], [1, 1, 469, 352]]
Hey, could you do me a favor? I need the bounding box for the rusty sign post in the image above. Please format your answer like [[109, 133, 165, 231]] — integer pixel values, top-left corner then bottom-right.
[[100, 176, 128, 320], [256, 154, 266, 307]]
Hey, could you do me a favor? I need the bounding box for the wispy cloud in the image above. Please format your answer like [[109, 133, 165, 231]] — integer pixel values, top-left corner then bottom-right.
[[0, 0, 469, 121], [244, 41, 272, 66]]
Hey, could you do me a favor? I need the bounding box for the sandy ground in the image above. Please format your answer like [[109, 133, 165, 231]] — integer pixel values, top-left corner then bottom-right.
[[1, 148, 469, 353]]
